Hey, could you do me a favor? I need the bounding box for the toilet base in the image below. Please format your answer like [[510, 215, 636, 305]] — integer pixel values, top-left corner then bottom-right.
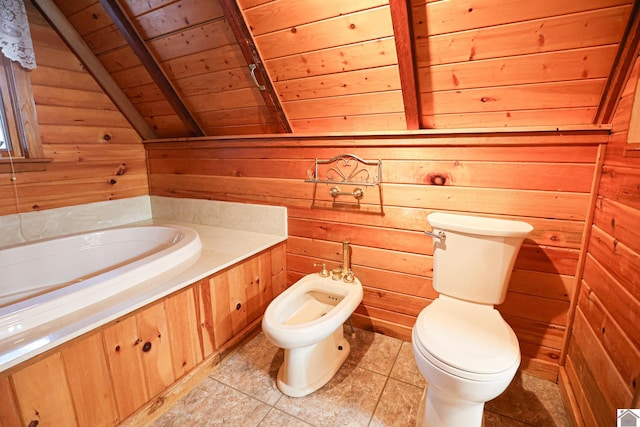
[[277, 327, 349, 397], [416, 386, 484, 427]]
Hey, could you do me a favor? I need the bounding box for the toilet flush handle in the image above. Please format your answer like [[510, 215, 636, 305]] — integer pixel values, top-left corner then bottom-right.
[[424, 230, 446, 242]]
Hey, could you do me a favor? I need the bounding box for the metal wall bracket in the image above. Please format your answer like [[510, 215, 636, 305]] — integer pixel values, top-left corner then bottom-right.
[[249, 64, 266, 91]]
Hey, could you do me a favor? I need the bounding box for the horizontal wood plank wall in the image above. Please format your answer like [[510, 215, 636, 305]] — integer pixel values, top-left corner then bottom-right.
[[562, 58, 640, 426], [0, 4, 147, 216], [55, 0, 281, 137], [411, 0, 633, 128], [239, 0, 407, 132], [146, 128, 607, 381], [53, 0, 187, 138]]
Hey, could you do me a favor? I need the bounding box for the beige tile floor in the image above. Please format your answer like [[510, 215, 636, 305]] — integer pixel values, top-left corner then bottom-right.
[[152, 327, 569, 426]]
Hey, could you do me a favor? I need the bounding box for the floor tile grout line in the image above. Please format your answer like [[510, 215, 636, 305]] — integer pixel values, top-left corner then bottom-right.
[[366, 374, 392, 427], [484, 409, 537, 426], [208, 376, 280, 411], [209, 372, 325, 427], [366, 338, 406, 426]]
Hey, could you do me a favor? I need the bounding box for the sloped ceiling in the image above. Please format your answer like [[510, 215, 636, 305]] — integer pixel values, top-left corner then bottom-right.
[[35, 0, 639, 139]]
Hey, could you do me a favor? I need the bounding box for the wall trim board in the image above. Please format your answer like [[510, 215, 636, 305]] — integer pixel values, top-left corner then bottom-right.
[[559, 366, 586, 427], [559, 143, 608, 366], [144, 125, 611, 149]]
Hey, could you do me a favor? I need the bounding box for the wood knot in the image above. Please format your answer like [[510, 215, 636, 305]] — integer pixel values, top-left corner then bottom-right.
[[427, 173, 447, 186], [114, 163, 127, 176], [349, 23, 356, 29], [538, 34, 545, 46], [103, 134, 111, 141], [149, 396, 166, 413], [480, 96, 496, 103], [290, 27, 297, 33]]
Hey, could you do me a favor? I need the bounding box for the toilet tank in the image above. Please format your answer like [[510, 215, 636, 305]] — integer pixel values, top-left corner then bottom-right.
[[427, 213, 533, 305]]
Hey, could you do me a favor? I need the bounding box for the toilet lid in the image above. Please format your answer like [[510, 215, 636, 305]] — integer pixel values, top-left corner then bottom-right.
[[414, 297, 520, 376]]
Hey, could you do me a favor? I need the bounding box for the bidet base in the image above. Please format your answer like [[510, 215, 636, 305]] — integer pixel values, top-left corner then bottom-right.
[[276, 327, 349, 397]]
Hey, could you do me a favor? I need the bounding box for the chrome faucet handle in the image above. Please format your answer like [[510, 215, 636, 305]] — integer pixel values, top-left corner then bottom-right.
[[313, 263, 330, 277]]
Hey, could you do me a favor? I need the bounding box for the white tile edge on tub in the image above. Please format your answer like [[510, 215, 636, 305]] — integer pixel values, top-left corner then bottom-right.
[[150, 195, 288, 237], [0, 196, 288, 247], [0, 196, 153, 246]]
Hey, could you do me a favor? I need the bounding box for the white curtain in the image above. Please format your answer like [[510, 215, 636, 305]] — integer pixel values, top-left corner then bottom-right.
[[0, 0, 36, 69]]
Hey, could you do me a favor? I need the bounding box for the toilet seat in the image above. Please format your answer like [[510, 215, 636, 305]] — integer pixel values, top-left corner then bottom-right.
[[413, 296, 520, 382]]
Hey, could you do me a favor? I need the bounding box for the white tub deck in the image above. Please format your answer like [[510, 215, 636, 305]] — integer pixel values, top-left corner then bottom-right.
[[0, 220, 286, 372]]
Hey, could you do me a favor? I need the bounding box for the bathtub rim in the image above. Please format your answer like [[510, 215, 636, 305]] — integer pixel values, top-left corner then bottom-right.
[[0, 223, 201, 311], [0, 220, 287, 373]]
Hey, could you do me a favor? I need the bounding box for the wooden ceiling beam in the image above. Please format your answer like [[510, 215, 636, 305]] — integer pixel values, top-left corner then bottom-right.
[[33, 0, 157, 140], [595, 1, 640, 124], [389, 0, 421, 130], [218, 0, 292, 134], [99, 0, 206, 137]]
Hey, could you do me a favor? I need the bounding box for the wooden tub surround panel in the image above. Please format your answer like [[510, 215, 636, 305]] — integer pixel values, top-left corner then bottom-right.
[[0, 243, 286, 426], [145, 126, 609, 383]]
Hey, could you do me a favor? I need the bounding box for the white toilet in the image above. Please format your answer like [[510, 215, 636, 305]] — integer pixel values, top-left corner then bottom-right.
[[262, 270, 363, 397], [412, 212, 533, 427]]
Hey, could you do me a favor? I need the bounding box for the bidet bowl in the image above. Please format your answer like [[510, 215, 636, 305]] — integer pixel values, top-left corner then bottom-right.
[[262, 273, 363, 349]]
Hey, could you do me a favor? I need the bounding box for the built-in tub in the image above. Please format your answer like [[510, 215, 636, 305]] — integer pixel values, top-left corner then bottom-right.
[[0, 225, 202, 370]]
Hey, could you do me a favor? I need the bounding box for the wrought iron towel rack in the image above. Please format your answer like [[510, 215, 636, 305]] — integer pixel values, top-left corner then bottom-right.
[[305, 154, 382, 200]]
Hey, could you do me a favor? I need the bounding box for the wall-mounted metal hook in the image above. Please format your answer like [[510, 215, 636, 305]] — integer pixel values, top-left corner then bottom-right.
[[249, 64, 266, 91]]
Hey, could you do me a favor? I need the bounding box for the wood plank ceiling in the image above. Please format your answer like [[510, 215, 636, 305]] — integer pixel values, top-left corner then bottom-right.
[[37, 0, 637, 138]]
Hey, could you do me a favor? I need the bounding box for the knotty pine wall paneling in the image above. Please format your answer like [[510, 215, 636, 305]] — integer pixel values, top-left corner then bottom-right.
[[411, 0, 633, 128], [54, 0, 282, 136], [560, 57, 640, 427], [0, 4, 147, 216], [146, 128, 608, 381], [239, 0, 407, 132]]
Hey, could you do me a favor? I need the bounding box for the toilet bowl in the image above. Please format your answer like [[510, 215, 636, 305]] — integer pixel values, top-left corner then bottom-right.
[[413, 212, 533, 427], [262, 272, 363, 397]]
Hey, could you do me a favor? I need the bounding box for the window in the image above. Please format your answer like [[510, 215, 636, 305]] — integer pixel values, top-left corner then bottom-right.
[[0, 105, 8, 151], [0, 55, 48, 172]]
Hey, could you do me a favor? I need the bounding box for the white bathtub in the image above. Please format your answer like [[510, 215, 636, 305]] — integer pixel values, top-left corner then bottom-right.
[[0, 225, 202, 368]]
